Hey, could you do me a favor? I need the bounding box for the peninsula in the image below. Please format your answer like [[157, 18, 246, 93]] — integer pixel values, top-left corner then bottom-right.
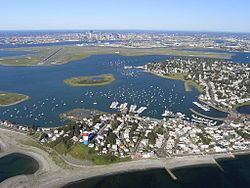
[[143, 57, 250, 111]]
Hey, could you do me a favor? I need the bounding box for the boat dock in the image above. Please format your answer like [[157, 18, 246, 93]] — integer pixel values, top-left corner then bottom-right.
[[190, 108, 225, 121], [109, 101, 147, 114]]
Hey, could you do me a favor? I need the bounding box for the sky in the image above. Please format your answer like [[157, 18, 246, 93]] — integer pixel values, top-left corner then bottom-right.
[[0, 0, 249, 32]]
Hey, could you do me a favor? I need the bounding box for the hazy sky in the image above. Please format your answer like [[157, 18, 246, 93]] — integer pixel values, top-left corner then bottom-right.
[[0, 0, 249, 32]]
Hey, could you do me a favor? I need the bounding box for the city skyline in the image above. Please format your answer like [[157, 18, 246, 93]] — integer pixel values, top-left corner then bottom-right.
[[0, 0, 250, 33]]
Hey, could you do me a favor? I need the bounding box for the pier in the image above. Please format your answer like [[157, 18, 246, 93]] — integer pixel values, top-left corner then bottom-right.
[[213, 158, 225, 172], [165, 167, 178, 180], [190, 108, 225, 121]]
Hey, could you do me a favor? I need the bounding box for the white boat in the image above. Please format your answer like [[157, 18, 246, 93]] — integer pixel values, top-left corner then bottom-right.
[[137, 107, 147, 114], [162, 110, 174, 117], [119, 103, 128, 110], [110, 101, 119, 109], [129, 105, 137, 113]]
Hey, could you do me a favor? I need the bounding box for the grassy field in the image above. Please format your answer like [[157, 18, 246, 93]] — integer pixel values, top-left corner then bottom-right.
[[0, 91, 29, 106], [0, 45, 232, 66], [52, 142, 130, 165], [64, 74, 115, 87]]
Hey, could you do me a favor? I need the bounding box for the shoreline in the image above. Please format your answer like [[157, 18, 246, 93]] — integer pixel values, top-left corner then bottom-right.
[[0, 127, 250, 188], [0, 46, 232, 66], [233, 102, 250, 114], [64, 74, 115, 87], [144, 70, 247, 115], [0, 95, 30, 107], [63, 151, 250, 187], [143, 70, 204, 93]]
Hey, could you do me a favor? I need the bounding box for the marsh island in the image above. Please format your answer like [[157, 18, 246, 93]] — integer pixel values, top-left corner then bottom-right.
[[64, 74, 115, 87], [0, 92, 29, 107]]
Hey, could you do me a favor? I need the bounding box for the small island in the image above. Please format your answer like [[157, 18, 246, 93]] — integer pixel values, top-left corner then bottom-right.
[[64, 74, 115, 87], [0, 92, 29, 107]]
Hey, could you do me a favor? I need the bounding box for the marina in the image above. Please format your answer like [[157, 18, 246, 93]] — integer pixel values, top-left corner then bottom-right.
[[190, 108, 225, 122], [110, 101, 147, 114]]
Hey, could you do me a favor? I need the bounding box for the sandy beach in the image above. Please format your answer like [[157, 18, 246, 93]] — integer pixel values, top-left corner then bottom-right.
[[0, 127, 246, 188]]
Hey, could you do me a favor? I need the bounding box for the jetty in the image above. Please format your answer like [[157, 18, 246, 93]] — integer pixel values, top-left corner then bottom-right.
[[165, 167, 178, 180], [213, 158, 225, 172]]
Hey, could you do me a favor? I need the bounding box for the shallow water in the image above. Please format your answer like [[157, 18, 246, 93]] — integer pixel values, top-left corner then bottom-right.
[[0, 50, 33, 57], [237, 105, 250, 114], [0, 153, 39, 182]]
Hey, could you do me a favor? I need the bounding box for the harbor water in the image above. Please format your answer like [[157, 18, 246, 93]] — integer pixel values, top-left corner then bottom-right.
[[0, 53, 228, 127]]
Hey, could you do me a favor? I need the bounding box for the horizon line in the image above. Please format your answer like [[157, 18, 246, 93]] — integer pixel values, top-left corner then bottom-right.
[[0, 29, 249, 34]]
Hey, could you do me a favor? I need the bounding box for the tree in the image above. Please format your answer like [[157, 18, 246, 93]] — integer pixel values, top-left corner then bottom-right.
[[148, 132, 158, 145], [156, 127, 164, 135], [107, 131, 117, 145], [93, 115, 101, 124], [39, 133, 48, 141], [111, 120, 120, 130]]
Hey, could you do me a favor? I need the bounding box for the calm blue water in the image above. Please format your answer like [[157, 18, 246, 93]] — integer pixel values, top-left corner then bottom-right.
[[63, 154, 250, 188], [0, 40, 126, 49], [0, 153, 39, 183], [0, 54, 227, 127], [237, 105, 250, 114], [179, 48, 250, 63], [0, 50, 33, 57]]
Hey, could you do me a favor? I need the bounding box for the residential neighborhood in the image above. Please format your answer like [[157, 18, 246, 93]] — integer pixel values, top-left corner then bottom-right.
[[144, 57, 250, 110]]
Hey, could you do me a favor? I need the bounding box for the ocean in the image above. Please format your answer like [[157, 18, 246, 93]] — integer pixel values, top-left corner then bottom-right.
[[63, 154, 250, 188]]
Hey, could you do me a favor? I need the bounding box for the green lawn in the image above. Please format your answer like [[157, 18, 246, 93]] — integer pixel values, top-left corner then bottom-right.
[[52, 142, 130, 165]]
